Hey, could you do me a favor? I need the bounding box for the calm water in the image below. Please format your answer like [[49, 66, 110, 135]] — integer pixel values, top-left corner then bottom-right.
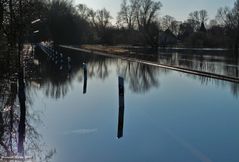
[[126, 47, 239, 78], [0, 47, 239, 162]]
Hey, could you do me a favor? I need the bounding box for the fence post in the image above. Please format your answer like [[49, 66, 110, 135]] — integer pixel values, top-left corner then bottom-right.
[[117, 76, 125, 138]]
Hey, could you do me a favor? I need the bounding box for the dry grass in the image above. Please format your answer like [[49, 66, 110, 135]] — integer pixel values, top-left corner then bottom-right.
[[80, 45, 129, 55]]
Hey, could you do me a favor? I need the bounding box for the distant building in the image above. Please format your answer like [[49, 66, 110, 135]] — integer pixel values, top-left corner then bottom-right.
[[159, 29, 178, 47]]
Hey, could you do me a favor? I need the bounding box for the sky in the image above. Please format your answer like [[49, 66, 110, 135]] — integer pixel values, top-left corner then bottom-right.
[[74, 0, 235, 22]]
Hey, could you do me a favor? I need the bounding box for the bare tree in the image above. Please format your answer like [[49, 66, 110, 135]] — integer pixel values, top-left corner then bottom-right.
[[88, 8, 97, 26], [88, 8, 112, 31], [188, 11, 200, 31], [161, 15, 175, 30], [216, 7, 231, 26], [133, 0, 162, 48], [117, 0, 137, 30], [77, 3, 90, 20], [96, 8, 112, 30], [199, 10, 208, 24], [170, 20, 181, 35], [188, 9, 208, 32], [88, 8, 112, 43], [135, 0, 162, 30], [189, 11, 200, 22], [0, 0, 3, 26], [1, 0, 48, 46], [216, 0, 239, 53]]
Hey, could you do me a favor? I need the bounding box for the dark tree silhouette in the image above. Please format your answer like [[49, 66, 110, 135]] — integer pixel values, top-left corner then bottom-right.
[[117, 0, 137, 30], [217, 0, 239, 54]]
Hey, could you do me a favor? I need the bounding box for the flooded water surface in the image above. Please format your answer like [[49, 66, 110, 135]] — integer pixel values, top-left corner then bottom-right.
[[0, 47, 239, 162]]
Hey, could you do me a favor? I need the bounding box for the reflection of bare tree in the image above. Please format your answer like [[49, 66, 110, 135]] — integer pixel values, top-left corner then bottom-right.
[[86, 53, 169, 94], [88, 56, 113, 80], [185, 74, 239, 98], [38, 47, 169, 94], [32, 47, 114, 99], [42, 81, 72, 99], [35, 47, 239, 97], [158, 51, 239, 79], [157, 51, 239, 97], [117, 60, 169, 93], [0, 49, 55, 161], [31, 48, 76, 99], [231, 82, 239, 97], [0, 79, 55, 161], [34, 47, 170, 97]]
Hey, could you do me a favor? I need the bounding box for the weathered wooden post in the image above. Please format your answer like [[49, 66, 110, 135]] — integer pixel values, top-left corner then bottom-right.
[[83, 63, 87, 94], [117, 76, 125, 139]]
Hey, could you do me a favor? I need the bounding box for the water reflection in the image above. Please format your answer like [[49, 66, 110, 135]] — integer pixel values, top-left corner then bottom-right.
[[1, 45, 239, 162], [117, 60, 169, 93], [33, 48, 75, 99], [186, 74, 239, 97], [33, 47, 164, 98], [18, 68, 26, 157], [126, 47, 239, 79], [0, 48, 55, 161], [87, 55, 111, 80], [30, 46, 239, 98]]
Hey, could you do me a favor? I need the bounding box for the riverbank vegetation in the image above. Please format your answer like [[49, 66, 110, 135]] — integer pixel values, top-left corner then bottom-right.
[[1, 0, 239, 52]]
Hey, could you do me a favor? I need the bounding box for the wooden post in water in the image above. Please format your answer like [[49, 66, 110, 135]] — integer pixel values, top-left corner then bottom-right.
[[117, 76, 125, 139], [83, 63, 87, 94]]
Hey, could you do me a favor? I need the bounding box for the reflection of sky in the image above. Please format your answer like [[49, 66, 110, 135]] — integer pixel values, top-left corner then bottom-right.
[[74, 0, 234, 21], [30, 57, 239, 162]]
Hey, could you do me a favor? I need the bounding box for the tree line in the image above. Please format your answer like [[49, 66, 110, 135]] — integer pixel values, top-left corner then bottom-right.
[[1, 0, 239, 51]]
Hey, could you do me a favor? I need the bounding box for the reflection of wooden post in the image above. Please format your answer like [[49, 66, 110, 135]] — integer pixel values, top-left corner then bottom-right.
[[117, 77, 125, 139], [83, 63, 87, 94], [68, 56, 72, 73], [18, 68, 26, 157], [236, 54, 239, 78]]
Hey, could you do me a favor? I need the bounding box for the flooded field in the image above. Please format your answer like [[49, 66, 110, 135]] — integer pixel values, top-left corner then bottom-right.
[[126, 47, 239, 79], [0, 47, 239, 162]]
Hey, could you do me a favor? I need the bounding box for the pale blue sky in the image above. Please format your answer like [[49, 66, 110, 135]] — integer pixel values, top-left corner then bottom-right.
[[74, 0, 235, 22]]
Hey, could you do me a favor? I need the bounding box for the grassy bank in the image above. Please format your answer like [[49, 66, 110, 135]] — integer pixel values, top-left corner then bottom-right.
[[81, 45, 130, 55]]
